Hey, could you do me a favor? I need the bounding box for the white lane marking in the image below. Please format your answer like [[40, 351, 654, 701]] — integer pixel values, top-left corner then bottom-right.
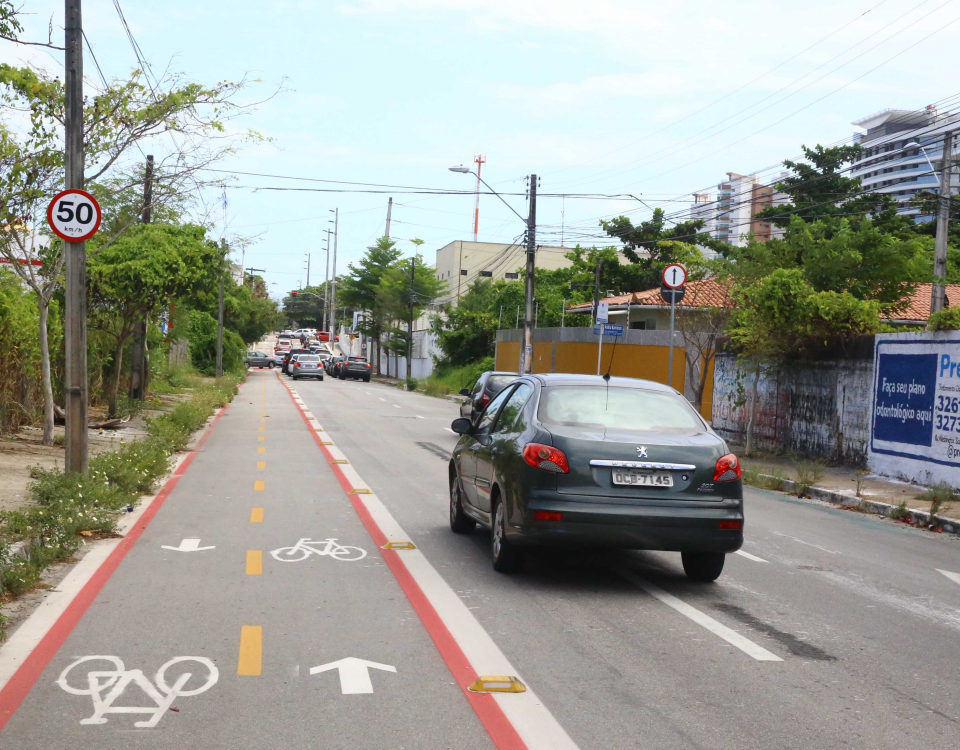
[[618, 570, 783, 662], [379, 398, 386, 402], [283, 382, 578, 749], [416, 415, 425, 419], [161, 538, 215, 552], [393, 404, 402, 409], [57, 655, 218, 728], [444, 427, 456, 434], [937, 569, 960, 586], [310, 657, 396, 694], [772, 531, 840, 555], [735, 550, 768, 563]]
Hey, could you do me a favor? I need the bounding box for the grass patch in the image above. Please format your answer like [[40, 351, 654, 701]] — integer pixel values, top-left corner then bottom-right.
[[0, 371, 242, 637], [889, 500, 910, 521], [917, 483, 958, 520], [416, 357, 496, 398], [794, 460, 825, 496], [742, 468, 786, 492]]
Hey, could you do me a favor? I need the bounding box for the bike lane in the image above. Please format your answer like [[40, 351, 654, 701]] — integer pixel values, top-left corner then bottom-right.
[[0, 371, 491, 749]]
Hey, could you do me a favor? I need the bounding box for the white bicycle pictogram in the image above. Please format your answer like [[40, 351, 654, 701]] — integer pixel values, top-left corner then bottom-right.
[[57, 655, 218, 728], [270, 537, 367, 562]]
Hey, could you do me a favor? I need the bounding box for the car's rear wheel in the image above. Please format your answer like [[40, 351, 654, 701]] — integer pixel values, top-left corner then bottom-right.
[[681, 552, 725, 582], [269, 362, 275, 368], [491, 497, 522, 573], [449, 479, 475, 534]]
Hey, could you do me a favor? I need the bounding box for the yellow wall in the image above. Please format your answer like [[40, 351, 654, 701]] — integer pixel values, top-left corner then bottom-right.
[[496, 339, 714, 419]]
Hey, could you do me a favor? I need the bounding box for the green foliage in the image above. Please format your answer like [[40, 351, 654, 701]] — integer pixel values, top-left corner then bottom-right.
[[338, 237, 402, 345], [434, 307, 499, 367], [186, 310, 245, 376], [417, 357, 497, 397], [283, 284, 327, 328], [917, 483, 958, 519], [889, 500, 910, 520], [741, 469, 787, 492], [927, 306, 960, 331], [794, 461, 825, 496], [601, 209, 723, 276]]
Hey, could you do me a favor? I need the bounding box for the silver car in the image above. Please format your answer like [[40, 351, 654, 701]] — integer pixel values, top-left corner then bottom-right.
[[291, 354, 324, 380]]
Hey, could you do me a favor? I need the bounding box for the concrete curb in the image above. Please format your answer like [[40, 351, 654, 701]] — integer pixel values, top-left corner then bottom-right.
[[754, 473, 960, 536]]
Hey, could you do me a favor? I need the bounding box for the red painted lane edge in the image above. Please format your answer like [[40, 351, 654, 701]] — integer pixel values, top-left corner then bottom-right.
[[278, 375, 527, 750], [0, 387, 238, 732]]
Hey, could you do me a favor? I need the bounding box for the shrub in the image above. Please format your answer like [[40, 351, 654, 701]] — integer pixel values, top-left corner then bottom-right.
[[927, 306, 960, 331], [742, 468, 786, 491], [794, 461, 825, 496], [889, 500, 910, 520], [918, 483, 958, 519]]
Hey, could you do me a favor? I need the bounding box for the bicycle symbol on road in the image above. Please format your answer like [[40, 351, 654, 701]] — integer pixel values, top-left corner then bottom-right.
[[57, 655, 218, 728], [270, 538, 367, 562]]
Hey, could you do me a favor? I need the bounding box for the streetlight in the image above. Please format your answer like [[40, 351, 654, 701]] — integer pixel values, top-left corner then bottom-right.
[[904, 141, 940, 186], [449, 165, 537, 375]]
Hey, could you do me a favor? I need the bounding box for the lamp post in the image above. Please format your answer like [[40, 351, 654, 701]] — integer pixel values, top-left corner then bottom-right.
[[449, 165, 536, 374], [904, 141, 940, 186]]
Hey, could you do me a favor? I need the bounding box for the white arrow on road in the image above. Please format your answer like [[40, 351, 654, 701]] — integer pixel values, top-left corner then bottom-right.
[[937, 569, 960, 586], [309, 657, 397, 694], [160, 538, 216, 552]]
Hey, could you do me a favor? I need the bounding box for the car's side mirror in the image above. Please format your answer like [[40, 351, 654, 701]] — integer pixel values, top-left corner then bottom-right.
[[459, 388, 471, 397], [450, 417, 472, 435]]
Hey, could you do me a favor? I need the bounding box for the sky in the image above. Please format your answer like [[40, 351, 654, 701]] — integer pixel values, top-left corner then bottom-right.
[[5, 0, 960, 299]]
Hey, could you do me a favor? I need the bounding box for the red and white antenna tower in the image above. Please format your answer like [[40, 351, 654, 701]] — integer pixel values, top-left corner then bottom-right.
[[473, 154, 486, 242]]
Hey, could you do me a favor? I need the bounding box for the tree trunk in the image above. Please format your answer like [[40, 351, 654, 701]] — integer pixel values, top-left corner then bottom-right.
[[108, 341, 125, 418], [745, 364, 761, 457], [377, 337, 383, 376], [37, 297, 55, 446]]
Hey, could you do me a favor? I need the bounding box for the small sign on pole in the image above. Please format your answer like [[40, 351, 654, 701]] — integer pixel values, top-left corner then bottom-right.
[[660, 264, 686, 390], [47, 189, 102, 242], [596, 301, 609, 324]]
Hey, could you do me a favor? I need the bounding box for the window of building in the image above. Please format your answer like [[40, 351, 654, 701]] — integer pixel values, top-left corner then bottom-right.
[[480, 271, 492, 277], [460, 269, 468, 275], [629, 321, 646, 330], [505, 272, 518, 279]]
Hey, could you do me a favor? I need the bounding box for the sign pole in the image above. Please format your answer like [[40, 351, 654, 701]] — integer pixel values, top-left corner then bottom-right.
[[597, 331, 603, 375], [668, 293, 676, 389]]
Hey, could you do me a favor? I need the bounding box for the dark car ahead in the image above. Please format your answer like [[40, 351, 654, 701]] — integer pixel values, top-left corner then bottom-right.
[[448, 374, 743, 580], [281, 348, 309, 375], [340, 356, 372, 382], [460, 371, 518, 421]]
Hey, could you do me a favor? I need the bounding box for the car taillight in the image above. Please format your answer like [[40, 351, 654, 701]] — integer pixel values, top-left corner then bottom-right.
[[294, 362, 300, 367], [481, 393, 491, 408], [534, 511, 562, 522], [718, 520, 742, 530], [366, 364, 371, 368], [714, 454, 741, 482], [522, 443, 569, 474]]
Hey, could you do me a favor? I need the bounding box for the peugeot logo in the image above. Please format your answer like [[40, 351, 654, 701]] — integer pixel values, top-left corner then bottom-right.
[[637, 446, 648, 458]]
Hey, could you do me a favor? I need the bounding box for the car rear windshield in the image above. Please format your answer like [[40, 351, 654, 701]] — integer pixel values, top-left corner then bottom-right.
[[348, 357, 367, 362], [299, 355, 320, 362], [487, 375, 516, 392], [538, 386, 705, 433]]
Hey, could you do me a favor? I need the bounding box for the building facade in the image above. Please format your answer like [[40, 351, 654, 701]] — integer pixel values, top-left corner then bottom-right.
[[849, 106, 960, 221], [687, 172, 787, 248]]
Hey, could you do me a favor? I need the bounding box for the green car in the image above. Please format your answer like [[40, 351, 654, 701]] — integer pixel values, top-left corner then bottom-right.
[[448, 373, 743, 580]]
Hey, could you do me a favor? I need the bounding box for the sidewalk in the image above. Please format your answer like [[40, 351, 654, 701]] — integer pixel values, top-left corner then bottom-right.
[[737, 449, 960, 534]]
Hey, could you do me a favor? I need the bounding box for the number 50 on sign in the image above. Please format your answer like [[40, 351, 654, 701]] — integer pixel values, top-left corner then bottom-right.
[[47, 189, 102, 242]]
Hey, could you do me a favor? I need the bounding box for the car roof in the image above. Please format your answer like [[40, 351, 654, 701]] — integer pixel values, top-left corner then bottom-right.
[[525, 373, 678, 393]]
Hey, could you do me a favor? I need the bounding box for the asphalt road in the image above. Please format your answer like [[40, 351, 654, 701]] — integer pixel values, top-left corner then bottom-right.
[[2, 368, 959, 749]]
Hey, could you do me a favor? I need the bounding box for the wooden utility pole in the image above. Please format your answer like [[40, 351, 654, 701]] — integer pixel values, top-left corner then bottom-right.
[[129, 154, 154, 400], [522, 174, 537, 374], [931, 129, 956, 314], [64, 0, 88, 473], [385, 197, 392, 239]]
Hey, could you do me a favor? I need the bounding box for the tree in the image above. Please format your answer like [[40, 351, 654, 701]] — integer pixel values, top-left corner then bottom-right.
[[88, 224, 216, 415], [0, 56, 259, 444], [338, 237, 402, 375], [283, 285, 327, 328]]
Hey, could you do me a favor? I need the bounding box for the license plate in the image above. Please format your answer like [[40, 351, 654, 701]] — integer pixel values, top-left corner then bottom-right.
[[612, 470, 673, 487]]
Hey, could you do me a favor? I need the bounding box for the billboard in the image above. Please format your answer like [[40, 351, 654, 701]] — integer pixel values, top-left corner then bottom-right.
[[870, 332, 960, 483]]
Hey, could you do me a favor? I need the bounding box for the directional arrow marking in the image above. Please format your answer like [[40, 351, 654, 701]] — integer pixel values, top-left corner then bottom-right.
[[309, 657, 396, 694], [160, 538, 215, 552], [937, 569, 960, 586]]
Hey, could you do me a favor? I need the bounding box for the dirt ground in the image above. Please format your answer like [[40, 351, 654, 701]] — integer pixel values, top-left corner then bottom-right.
[[0, 393, 191, 513]]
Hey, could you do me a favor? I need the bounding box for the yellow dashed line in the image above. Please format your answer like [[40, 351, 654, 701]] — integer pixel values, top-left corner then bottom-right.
[[237, 626, 262, 676], [258, 436, 265, 441], [259, 427, 265, 432], [258, 447, 265, 454], [246, 550, 263, 575], [260, 418, 266, 423], [257, 461, 265, 469], [254, 480, 265, 491], [250, 507, 264, 523]]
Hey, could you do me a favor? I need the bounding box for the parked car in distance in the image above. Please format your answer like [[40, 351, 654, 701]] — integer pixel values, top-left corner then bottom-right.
[[291, 354, 324, 380], [275, 338, 292, 353], [447, 373, 743, 580], [460, 371, 519, 421], [245, 350, 277, 369], [340, 356, 372, 382]]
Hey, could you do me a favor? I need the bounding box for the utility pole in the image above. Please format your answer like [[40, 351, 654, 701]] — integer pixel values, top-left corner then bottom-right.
[[592, 257, 602, 325], [64, 0, 87, 474], [323, 229, 331, 334], [330, 209, 339, 337], [407, 256, 415, 384], [522, 174, 537, 374], [473, 155, 486, 241], [385, 197, 393, 239], [216, 240, 226, 378], [305, 253, 311, 287], [932, 129, 956, 314], [129, 154, 153, 401]]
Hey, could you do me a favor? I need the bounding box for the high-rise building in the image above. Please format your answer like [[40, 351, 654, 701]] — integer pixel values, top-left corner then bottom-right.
[[850, 105, 960, 221], [688, 172, 787, 248]]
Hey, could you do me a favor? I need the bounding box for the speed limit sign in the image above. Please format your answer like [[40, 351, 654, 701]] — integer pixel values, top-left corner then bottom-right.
[[47, 189, 102, 242], [662, 263, 687, 289]]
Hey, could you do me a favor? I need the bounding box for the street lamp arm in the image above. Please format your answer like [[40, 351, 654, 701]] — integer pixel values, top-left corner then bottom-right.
[[468, 170, 528, 224], [294, 291, 322, 300]]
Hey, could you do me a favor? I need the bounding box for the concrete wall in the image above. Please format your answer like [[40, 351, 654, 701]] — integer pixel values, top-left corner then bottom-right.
[[378, 329, 439, 381], [711, 345, 874, 465], [494, 327, 714, 418]]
